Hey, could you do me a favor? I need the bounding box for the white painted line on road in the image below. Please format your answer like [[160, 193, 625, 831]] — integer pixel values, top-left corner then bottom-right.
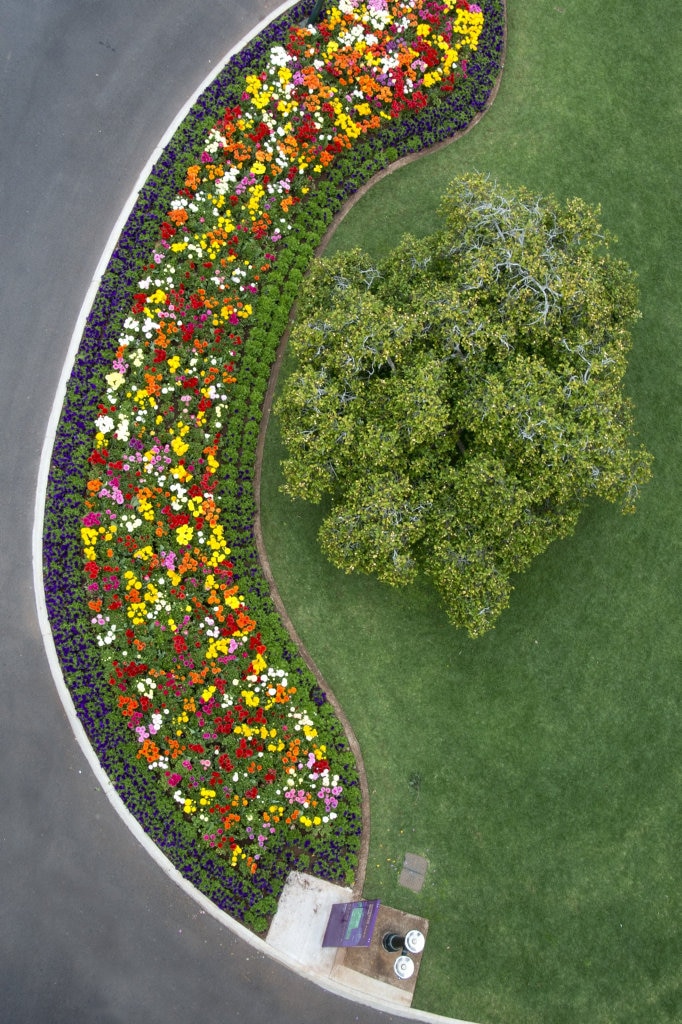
[[31, 4, 472, 1020]]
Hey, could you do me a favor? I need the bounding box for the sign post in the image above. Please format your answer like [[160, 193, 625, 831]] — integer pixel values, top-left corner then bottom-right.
[[322, 899, 381, 948], [307, 0, 328, 25]]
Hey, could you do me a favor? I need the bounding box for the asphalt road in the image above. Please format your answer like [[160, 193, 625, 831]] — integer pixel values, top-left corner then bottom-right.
[[0, 2, 397, 1021]]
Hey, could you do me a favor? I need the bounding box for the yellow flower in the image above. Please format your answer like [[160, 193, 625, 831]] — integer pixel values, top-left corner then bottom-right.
[[171, 436, 189, 457], [251, 652, 267, 674], [176, 523, 194, 546], [105, 371, 125, 391], [133, 545, 154, 561]]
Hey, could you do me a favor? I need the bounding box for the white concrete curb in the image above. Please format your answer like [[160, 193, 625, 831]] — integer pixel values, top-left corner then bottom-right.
[[31, 4, 476, 1021]]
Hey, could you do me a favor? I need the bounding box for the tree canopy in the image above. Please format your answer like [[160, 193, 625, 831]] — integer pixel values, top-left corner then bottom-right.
[[274, 174, 653, 636]]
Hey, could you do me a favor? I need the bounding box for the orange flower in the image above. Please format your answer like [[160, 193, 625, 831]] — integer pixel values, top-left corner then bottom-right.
[[166, 738, 184, 759], [169, 208, 189, 226], [137, 739, 160, 763], [118, 695, 139, 717], [144, 372, 162, 396], [236, 612, 256, 632], [184, 165, 201, 189]]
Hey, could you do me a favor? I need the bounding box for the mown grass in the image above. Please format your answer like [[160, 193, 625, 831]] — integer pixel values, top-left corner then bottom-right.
[[260, 2, 681, 1021]]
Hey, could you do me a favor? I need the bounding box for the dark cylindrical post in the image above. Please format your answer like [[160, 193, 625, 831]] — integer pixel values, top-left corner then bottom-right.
[[382, 931, 405, 953], [307, 0, 328, 24]]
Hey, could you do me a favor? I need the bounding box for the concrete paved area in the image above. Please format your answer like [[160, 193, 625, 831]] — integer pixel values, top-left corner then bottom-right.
[[0, 2, 411, 1021], [267, 873, 354, 977], [334, 904, 430, 1007], [267, 875, 431, 1010]]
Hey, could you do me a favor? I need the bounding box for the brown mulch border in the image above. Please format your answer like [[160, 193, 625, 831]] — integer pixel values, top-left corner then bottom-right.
[[252, 5, 507, 898]]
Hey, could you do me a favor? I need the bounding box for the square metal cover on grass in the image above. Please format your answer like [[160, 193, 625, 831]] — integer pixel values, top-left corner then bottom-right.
[[399, 852, 428, 892], [322, 899, 381, 947]]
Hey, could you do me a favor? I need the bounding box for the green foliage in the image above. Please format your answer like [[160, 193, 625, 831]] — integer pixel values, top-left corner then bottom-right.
[[275, 174, 653, 637]]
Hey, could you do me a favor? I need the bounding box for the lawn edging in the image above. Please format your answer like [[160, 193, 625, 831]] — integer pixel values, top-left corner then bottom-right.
[[38, 0, 505, 937], [253, 3, 507, 898]]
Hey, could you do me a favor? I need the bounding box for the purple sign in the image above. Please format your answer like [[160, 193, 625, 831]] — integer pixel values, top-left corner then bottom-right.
[[322, 899, 381, 948]]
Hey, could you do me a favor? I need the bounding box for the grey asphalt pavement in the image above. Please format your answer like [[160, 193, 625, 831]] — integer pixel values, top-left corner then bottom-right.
[[0, 2, 398, 1021]]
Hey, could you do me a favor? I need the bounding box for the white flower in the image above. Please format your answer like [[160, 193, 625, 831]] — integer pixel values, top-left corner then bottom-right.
[[95, 414, 115, 434], [114, 416, 130, 442], [268, 45, 291, 67]]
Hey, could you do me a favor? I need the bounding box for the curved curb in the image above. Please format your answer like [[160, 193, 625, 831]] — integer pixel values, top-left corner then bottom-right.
[[32, 4, 505, 1022]]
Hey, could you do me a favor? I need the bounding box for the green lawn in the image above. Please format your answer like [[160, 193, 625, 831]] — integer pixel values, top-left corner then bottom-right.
[[260, 2, 681, 1021]]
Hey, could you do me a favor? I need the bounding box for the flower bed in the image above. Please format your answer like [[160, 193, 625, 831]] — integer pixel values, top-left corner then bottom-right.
[[43, 0, 504, 932]]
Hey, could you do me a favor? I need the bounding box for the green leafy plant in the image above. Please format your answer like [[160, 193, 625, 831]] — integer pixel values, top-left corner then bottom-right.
[[276, 174, 653, 636]]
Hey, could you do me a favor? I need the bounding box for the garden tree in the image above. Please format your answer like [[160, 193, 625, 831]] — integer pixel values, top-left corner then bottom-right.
[[274, 174, 653, 637]]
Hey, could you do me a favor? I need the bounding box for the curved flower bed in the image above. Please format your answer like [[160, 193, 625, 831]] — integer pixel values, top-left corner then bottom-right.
[[43, 0, 504, 931]]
